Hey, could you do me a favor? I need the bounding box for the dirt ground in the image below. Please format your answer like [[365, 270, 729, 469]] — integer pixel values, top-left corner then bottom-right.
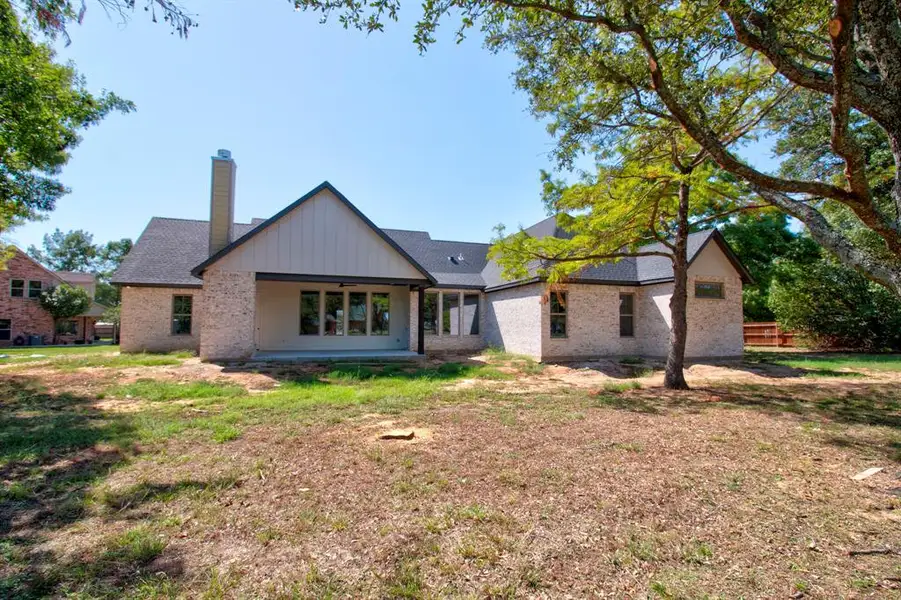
[[2, 353, 900, 598]]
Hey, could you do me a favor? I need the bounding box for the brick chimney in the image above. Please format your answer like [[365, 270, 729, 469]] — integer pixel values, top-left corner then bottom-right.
[[209, 149, 236, 256]]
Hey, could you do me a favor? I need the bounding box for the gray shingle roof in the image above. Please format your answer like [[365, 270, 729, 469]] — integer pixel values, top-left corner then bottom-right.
[[113, 213, 746, 290], [111, 218, 258, 287]]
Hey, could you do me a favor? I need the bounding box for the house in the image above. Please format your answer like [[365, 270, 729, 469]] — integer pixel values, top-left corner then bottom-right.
[[0, 248, 108, 346], [112, 150, 752, 361]]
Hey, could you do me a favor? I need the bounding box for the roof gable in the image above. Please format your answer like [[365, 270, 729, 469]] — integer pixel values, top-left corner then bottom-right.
[[192, 182, 435, 283]]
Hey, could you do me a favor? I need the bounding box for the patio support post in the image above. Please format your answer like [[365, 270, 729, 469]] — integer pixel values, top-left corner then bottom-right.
[[417, 286, 425, 355]]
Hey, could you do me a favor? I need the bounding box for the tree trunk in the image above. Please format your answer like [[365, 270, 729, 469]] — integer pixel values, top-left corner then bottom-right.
[[664, 181, 691, 390]]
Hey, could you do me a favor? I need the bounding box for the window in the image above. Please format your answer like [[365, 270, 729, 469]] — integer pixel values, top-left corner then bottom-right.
[[371, 293, 390, 336], [619, 293, 635, 337], [10, 279, 24, 298], [56, 319, 78, 335], [324, 292, 344, 336], [172, 295, 193, 335], [423, 293, 438, 335], [300, 291, 320, 335], [550, 292, 567, 338], [463, 294, 479, 335], [442, 293, 460, 335], [695, 281, 724, 299], [348, 292, 367, 335], [0, 319, 10, 341], [28, 280, 42, 299]]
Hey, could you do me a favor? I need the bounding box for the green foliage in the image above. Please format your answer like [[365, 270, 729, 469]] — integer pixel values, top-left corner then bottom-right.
[[769, 258, 901, 350], [28, 229, 132, 305], [722, 212, 819, 321], [38, 283, 90, 319], [0, 0, 133, 232]]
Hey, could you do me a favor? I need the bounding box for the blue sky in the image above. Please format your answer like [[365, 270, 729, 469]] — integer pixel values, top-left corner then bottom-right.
[[10, 1, 779, 252], [10, 0, 558, 251]]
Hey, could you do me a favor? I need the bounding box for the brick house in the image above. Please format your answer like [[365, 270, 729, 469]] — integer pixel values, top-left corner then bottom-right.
[[112, 149, 752, 361], [0, 248, 107, 346]]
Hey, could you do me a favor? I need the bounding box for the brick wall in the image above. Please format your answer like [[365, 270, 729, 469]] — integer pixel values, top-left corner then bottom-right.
[[199, 269, 256, 360], [483, 283, 543, 358], [409, 289, 487, 354], [0, 250, 57, 346], [540, 284, 642, 361], [120, 286, 203, 352]]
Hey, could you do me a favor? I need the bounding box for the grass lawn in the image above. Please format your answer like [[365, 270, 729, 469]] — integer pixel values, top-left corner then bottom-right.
[[0, 349, 899, 598], [746, 350, 901, 372]]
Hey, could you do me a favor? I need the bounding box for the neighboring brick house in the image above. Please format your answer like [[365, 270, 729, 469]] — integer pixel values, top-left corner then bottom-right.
[[112, 149, 752, 361], [0, 248, 107, 346]]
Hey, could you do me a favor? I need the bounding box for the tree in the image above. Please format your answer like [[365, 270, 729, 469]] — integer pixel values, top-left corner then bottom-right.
[[28, 229, 132, 306], [38, 283, 91, 343], [28, 229, 97, 271], [492, 129, 748, 389], [14, 0, 197, 42], [0, 0, 133, 237], [721, 212, 819, 321], [289, 0, 901, 299], [769, 256, 901, 350]]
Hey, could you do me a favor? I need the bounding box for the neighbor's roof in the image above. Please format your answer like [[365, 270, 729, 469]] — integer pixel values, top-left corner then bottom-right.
[[56, 271, 96, 284], [112, 194, 750, 289]]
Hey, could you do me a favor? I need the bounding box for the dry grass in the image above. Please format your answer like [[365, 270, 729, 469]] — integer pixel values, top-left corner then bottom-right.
[[1, 350, 899, 598]]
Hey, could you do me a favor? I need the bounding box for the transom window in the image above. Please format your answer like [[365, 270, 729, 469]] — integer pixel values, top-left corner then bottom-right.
[[0, 319, 10, 341], [550, 292, 567, 338], [28, 280, 42, 299], [172, 295, 193, 335], [619, 293, 635, 337], [10, 279, 24, 298], [695, 281, 724, 299]]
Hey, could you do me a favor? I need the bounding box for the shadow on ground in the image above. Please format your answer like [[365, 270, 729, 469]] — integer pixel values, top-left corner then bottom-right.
[[0, 376, 187, 598]]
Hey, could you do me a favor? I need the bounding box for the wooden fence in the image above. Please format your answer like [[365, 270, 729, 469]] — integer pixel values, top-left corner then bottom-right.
[[743, 322, 796, 347]]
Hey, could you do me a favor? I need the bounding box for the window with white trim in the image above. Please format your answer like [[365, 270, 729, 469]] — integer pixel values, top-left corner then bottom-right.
[[371, 293, 390, 336], [300, 291, 320, 335], [10, 279, 24, 298]]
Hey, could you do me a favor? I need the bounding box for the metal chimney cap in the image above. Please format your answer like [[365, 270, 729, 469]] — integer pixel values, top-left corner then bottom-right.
[[216, 149, 232, 160]]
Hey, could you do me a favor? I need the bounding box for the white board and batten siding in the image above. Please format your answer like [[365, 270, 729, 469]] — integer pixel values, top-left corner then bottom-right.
[[210, 188, 424, 280]]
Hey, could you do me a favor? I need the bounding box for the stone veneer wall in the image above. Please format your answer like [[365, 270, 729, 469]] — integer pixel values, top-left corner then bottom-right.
[[482, 283, 543, 359], [540, 284, 642, 361], [199, 270, 256, 360], [409, 290, 487, 354], [120, 286, 203, 353]]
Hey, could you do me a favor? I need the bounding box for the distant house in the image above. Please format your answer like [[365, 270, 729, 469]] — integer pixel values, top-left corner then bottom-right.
[[0, 249, 107, 346], [112, 150, 751, 361]]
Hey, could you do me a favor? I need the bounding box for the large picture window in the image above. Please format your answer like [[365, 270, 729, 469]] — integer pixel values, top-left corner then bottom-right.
[[423, 293, 438, 335], [348, 292, 367, 335], [442, 293, 460, 336], [371, 293, 390, 336], [550, 292, 567, 338], [0, 319, 10, 341], [300, 291, 320, 335], [324, 292, 344, 336], [56, 319, 78, 335], [695, 281, 724, 299], [10, 279, 24, 298], [28, 280, 42, 299], [619, 293, 635, 337], [172, 295, 193, 335], [463, 294, 479, 335]]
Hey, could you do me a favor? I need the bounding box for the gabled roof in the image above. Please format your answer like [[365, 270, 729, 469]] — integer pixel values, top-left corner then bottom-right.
[[112, 192, 751, 290], [190, 182, 436, 284], [56, 271, 97, 284]]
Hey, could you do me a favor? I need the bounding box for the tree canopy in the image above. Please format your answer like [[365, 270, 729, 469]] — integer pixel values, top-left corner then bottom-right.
[[28, 229, 132, 306], [289, 0, 901, 298], [0, 0, 133, 236], [38, 283, 91, 320]]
